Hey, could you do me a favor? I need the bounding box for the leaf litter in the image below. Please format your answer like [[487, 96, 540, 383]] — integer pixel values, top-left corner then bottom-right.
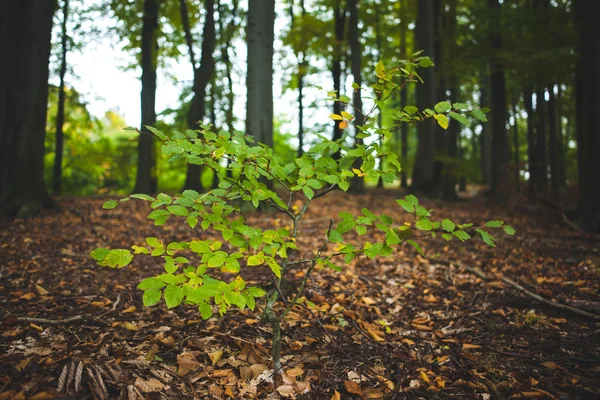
[[0, 191, 599, 399]]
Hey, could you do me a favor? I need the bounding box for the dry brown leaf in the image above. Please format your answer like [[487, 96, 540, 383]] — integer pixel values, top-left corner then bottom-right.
[[122, 322, 139, 331], [177, 351, 200, 376], [541, 361, 561, 369], [462, 343, 481, 350], [20, 292, 35, 300], [412, 323, 432, 331], [344, 380, 362, 395], [122, 306, 136, 313], [286, 366, 305, 377], [135, 377, 164, 393], [362, 388, 384, 399], [330, 390, 341, 400]]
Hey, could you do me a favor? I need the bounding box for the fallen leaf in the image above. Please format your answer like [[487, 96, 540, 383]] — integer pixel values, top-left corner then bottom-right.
[[20, 292, 35, 300], [462, 343, 481, 350], [344, 380, 362, 395], [35, 285, 48, 296], [177, 351, 200, 375], [330, 390, 341, 400], [122, 322, 139, 331], [286, 366, 305, 377], [419, 370, 431, 383], [208, 348, 223, 365], [122, 306, 136, 313], [541, 361, 560, 369], [135, 377, 164, 392]]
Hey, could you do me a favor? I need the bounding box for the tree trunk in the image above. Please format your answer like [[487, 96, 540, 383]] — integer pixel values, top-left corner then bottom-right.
[[547, 85, 559, 201], [246, 0, 275, 148], [348, 0, 364, 193], [442, 0, 458, 200], [0, 0, 55, 216], [399, 0, 409, 188], [133, 0, 160, 194], [52, 0, 69, 196], [411, 0, 436, 193], [488, 0, 509, 197], [511, 95, 520, 192], [573, 0, 600, 232], [534, 87, 547, 196], [479, 70, 491, 185], [523, 87, 537, 195], [291, 0, 307, 157], [331, 2, 345, 147], [182, 0, 216, 191]]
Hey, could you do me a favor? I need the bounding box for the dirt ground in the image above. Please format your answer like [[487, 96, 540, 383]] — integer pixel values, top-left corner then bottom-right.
[[1, 191, 599, 399]]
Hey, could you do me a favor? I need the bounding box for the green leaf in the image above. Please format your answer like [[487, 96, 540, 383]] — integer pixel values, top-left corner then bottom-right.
[[138, 277, 167, 290], [164, 285, 184, 309], [306, 179, 323, 189], [355, 225, 367, 235], [434, 101, 452, 113], [199, 303, 213, 320], [103, 200, 118, 209], [449, 111, 470, 126], [222, 229, 234, 241], [329, 229, 343, 243], [143, 289, 161, 307], [503, 225, 516, 235], [247, 254, 264, 266], [145, 125, 168, 140], [302, 186, 314, 199], [187, 215, 198, 229], [338, 181, 350, 191], [208, 253, 227, 268], [130, 194, 155, 201], [442, 219, 455, 232], [267, 259, 282, 278], [104, 249, 133, 268], [471, 109, 487, 122], [415, 219, 433, 231], [405, 195, 418, 206], [90, 247, 110, 262], [452, 230, 471, 242], [167, 205, 188, 216], [375, 60, 385, 76], [476, 228, 496, 247], [248, 287, 266, 297], [418, 57, 434, 68], [406, 239, 424, 255], [485, 220, 504, 228], [396, 199, 414, 213]]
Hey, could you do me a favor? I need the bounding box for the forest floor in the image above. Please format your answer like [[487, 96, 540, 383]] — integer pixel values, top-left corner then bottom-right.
[[1, 190, 599, 400]]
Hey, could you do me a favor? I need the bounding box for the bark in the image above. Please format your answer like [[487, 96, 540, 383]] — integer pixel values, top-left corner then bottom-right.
[[331, 2, 345, 146], [442, 0, 458, 200], [347, 0, 364, 193], [523, 87, 537, 195], [511, 96, 520, 192], [246, 0, 275, 148], [0, 0, 56, 216], [547, 85, 559, 200], [534, 87, 547, 196], [573, 0, 600, 232], [292, 0, 307, 157], [52, 0, 69, 196], [133, 0, 160, 194], [488, 0, 509, 197], [399, 0, 409, 188], [411, 0, 436, 193], [182, 0, 216, 191], [555, 85, 566, 187], [479, 71, 491, 185]]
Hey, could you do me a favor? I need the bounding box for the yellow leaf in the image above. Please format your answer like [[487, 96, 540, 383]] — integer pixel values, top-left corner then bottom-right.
[[401, 338, 415, 346], [29, 324, 43, 332], [341, 111, 355, 121], [330, 113, 344, 120], [20, 292, 35, 300], [35, 285, 48, 296], [419, 370, 431, 383], [330, 390, 341, 400], [122, 306, 137, 313], [541, 361, 561, 370], [339, 120, 349, 129], [208, 348, 223, 365], [122, 322, 139, 331]]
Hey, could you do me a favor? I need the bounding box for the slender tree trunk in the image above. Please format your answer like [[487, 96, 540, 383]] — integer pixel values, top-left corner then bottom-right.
[[182, 0, 216, 191], [291, 0, 307, 157], [442, 0, 458, 200], [488, 0, 509, 197], [535, 87, 548, 196], [0, 0, 56, 216], [331, 2, 345, 146], [479, 71, 491, 185], [547, 85, 559, 201], [348, 0, 364, 193], [246, 0, 275, 149], [555, 85, 566, 187], [523, 87, 537, 195], [134, 0, 160, 194], [412, 0, 436, 193], [52, 0, 69, 196], [573, 0, 600, 232], [399, 0, 409, 188], [511, 96, 520, 192]]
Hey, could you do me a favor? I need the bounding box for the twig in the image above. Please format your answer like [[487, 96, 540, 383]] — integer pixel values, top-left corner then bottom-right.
[[433, 258, 600, 320], [17, 315, 86, 325]]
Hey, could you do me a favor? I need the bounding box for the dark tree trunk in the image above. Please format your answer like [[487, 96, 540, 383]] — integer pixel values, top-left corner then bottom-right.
[[534, 86, 547, 196], [573, 0, 600, 232], [0, 0, 55, 216], [348, 0, 364, 193], [555, 85, 566, 187], [488, 0, 509, 197], [412, 0, 436, 193], [182, 0, 216, 191], [442, 0, 458, 200], [399, 0, 409, 188], [52, 0, 69, 196], [331, 2, 345, 146], [523, 87, 537, 195], [479, 71, 491, 185], [134, 0, 160, 194], [547, 85, 559, 201], [511, 96, 520, 192], [292, 0, 306, 157]]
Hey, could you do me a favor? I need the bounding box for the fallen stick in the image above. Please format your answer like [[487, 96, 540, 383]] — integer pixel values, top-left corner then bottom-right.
[[17, 315, 85, 325], [432, 258, 600, 321]]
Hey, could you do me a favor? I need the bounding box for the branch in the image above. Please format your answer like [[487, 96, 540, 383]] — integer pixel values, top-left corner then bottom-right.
[[17, 315, 86, 325]]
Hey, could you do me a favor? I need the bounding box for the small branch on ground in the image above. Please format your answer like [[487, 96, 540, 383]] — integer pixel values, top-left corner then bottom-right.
[[17, 315, 86, 325]]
